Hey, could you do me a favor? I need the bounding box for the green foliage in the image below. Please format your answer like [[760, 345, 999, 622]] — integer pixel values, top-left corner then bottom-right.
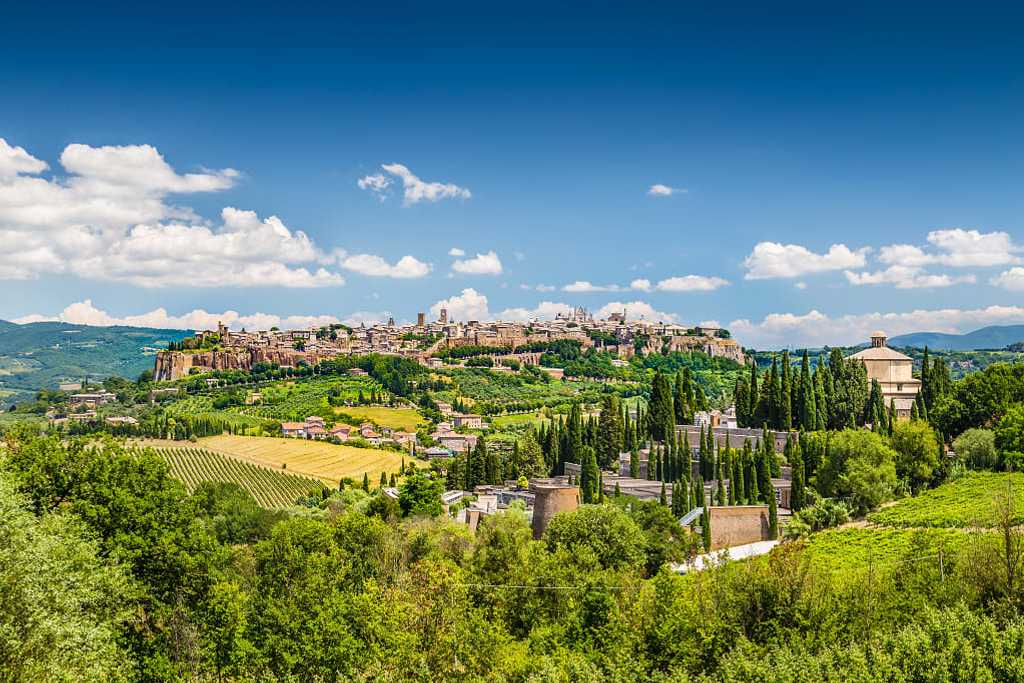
[[543, 504, 646, 572], [890, 419, 940, 492], [932, 362, 1024, 438], [816, 429, 898, 515], [0, 471, 134, 681], [954, 428, 999, 470], [995, 403, 1024, 469], [398, 472, 443, 517]]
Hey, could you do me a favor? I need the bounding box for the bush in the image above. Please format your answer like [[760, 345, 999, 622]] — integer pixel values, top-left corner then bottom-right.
[[816, 430, 898, 515], [954, 428, 998, 470]]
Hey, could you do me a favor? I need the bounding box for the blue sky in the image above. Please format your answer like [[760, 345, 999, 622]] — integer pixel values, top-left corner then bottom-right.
[[2, 2, 1023, 347]]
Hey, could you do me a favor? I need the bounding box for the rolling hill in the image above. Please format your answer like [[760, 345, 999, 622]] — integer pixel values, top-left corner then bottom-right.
[[888, 325, 1024, 351], [0, 320, 192, 405]]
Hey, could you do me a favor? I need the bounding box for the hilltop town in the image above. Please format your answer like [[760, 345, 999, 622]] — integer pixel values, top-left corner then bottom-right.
[[153, 306, 743, 381]]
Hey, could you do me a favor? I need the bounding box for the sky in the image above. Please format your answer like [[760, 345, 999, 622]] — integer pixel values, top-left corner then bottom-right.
[[2, 1, 1024, 348]]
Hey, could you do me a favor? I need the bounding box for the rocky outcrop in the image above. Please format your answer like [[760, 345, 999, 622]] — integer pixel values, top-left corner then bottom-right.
[[153, 348, 348, 381]]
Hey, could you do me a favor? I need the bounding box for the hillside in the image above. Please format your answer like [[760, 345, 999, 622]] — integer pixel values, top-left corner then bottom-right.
[[0, 320, 191, 404], [888, 324, 1024, 351]]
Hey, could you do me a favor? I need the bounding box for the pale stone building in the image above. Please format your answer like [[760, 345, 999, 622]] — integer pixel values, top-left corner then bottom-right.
[[848, 331, 920, 419]]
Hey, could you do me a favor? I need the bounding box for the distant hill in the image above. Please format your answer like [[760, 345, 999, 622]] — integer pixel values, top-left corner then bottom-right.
[[0, 320, 192, 405], [888, 325, 1024, 351]]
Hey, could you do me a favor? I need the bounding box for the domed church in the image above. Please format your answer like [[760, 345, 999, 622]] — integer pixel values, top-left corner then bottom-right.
[[847, 331, 921, 420]]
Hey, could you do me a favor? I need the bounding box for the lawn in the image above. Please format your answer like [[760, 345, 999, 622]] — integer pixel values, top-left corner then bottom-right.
[[490, 412, 550, 430], [192, 434, 423, 486], [867, 472, 1024, 529], [337, 405, 425, 432]]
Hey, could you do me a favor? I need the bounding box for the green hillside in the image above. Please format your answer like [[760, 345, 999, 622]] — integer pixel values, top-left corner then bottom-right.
[[889, 324, 1024, 350], [0, 320, 191, 405]]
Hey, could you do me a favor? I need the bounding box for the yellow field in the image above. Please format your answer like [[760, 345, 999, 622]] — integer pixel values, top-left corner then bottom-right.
[[169, 434, 422, 485], [334, 405, 425, 432]]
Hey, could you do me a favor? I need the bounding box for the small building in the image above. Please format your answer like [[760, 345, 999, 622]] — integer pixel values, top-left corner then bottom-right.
[[58, 381, 82, 392], [281, 421, 306, 438], [328, 425, 352, 441], [104, 416, 138, 427], [453, 414, 484, 429], [847, 331, 921, 420], [424, 446, 453, 459]]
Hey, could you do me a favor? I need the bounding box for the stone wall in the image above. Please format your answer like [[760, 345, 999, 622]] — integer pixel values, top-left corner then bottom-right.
[[529, 484, 579, 539], [708, 505, 770, 550], [153, 348, 351, 381]]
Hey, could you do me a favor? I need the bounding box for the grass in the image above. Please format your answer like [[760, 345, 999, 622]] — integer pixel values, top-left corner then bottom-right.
[[799, 527, 972, 578], [338, 406, 424, 431], [189, 434, 423, 486], [145, 444, 324, 508], [867, 472, 1024, 529]]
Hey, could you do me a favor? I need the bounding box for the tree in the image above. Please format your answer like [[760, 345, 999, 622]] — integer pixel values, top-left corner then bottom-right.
[[768, 486, 778, 539], [798, 350, 817, 432], [648, 372, 676, 442], [995, 404, 1024, 471], [629, 449, 640, 478], [890, 420, 940, 492], [362, 472, 369, 491], [734, 375, 750, 428], [789, 438, 806, 512], [398, 472, 443, 517], [816, 429, 899, 515], [596, 394, 624, 469], [580, 446, 600, 504], [953, 428, 998, 471], [701, 503, 711, 551], [543, 505, 646, 571], [747, 362, 760, 428], [780, 350, 793, 431]]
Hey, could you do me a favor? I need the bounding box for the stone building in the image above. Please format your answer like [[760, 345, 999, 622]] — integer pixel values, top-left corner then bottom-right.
[[847, 331, 921, 419]]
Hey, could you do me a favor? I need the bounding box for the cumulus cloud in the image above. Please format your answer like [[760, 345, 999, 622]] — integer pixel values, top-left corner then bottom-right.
[[12, 299, 389, 331], [430, 288, 490, 322], [992, 267, 1024, 291], [646, 275, 729, 292], [498, 301, 575, 321], [596, 301, 678, 322], [744, 242, 870, 279], [844, 266, 976, 289], [880, 229, 1023, 269], [340, 253, 431, 278], [648, 184, 686, 196], [359, 162, 471, 204], [563, 281, 623, 293], [448, 247, 466, 257], [0, 138, 346, 288], [451, 250, 503, 275], [729, 305, 1024, 349]]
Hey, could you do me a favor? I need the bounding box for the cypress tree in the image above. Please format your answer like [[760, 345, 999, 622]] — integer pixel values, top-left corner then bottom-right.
[[614, 481, 621, 497], [380, 472, 387, 487], [389, 473, 396, 487], [580, 445, 599, 503], [769, 356, 782, 430], [789, 437, 805, 511], [734, 375, 750, 428], [798, 350, 816, 431], [629, 449, 640, 478], [362, 472, 369, 491], [768, 487, 779, 540], [748, 362, 759, 428], [701, 503, 712, 551], [781, 350, 793, 431], [715, 452, 726, 505], [660, 481, 667, 506]]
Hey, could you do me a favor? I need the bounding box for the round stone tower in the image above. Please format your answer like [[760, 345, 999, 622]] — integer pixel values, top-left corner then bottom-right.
[[530, 483, 579, 539]]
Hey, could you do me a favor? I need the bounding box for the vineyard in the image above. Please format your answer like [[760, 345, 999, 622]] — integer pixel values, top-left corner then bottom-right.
[[867, 472, 1024, 528], [149, 444, 324, 508], [233, 376, 386, 422]]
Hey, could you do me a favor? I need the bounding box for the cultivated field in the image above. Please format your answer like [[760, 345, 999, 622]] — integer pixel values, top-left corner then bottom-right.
[[145, 444, 323, 508], [338, 406, 424, 431], [196, 434, 421, 485], [867, 472, 1024, 529]]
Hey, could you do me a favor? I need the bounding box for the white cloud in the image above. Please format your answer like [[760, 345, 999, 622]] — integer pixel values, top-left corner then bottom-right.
[[451, 250, 503, 275], [730, 305, 1024, 349], [992, 267, 1024, 291], [880, 229, 1022, 269], [430, 288, 490, 322], [357, 173, 391, 200], [630, 279, 652, 292], [563, 281, 623, 293], [743, 242, 870, 279], [0, 139, 48, 177], [844, 266, 976, 289], [498, 301, 575, 321], [359, 162, 471, 205], [448, 247, 466, 257], [340, 253, 431, 278], [0, 138, 346, 288], [650, 275, 730, 292], [12, 299, 389, 331], [596, 301, 678, 322], [648, 184, 686, 197]]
